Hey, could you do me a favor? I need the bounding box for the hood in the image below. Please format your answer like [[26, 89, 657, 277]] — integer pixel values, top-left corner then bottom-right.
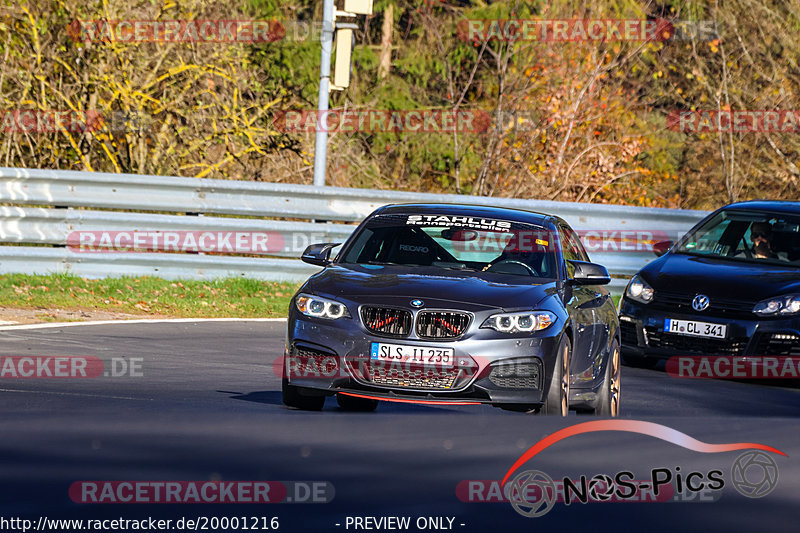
[[642, 253, 800, 301], [305, 264, 558, 312]]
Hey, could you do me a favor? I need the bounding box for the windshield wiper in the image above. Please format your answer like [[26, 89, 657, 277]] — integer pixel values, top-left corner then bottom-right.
[[676, 251, 800, 268], [432, 261, 475, 271]]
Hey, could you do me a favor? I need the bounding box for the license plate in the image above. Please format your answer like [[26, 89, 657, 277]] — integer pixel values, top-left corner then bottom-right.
[[370, 343, 454, 367], [664, 318, 727, 339]]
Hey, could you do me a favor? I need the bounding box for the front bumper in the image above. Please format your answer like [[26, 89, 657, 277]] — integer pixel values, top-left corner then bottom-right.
[[619, 298, 800, 360], [285, 314, 568, 406]]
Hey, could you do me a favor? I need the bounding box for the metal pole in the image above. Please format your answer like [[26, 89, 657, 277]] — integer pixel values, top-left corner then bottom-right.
[[313, 0, 335, 187]]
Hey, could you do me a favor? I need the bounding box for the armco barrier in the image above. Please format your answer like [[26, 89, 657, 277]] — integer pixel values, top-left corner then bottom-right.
[[0, 167, 708, 291]]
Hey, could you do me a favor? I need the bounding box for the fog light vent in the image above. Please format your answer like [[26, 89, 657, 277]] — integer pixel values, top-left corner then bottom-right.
[[488, 360, 542, 389]]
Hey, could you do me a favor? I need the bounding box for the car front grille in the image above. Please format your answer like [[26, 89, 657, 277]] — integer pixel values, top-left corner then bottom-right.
[[367, 365, 460, 389], [752, 333, 800, 357], [360, 306, 413, 337], [651, 291, 755, 318], [345, 353, 479, 391], [416, 311, 471, 339], [645, 326, 748, 356]]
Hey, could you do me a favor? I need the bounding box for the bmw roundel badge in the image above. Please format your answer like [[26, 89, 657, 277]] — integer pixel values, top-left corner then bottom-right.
[[410, 299, 424, 308]]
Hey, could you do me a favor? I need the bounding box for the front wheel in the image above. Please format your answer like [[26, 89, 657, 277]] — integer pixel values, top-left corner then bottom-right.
[[592, 340, 622, 417], [540, 336, 571, 416], [282, 379, 325, 411]]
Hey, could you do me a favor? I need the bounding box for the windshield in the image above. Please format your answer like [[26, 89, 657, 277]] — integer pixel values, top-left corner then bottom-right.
[[674, 209, 800, 267], [339, 213, 558, 278]]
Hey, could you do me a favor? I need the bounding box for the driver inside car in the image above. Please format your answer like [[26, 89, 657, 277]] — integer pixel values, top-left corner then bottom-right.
[[749, 221, 779, 259], [483, 230, 550, 276]]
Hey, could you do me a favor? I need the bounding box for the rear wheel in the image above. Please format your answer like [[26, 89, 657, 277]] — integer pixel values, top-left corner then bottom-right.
[[336, 393, 379, 412], [593, 340, 622, 417], [282, 379, 325, 411], [540, 336, 571, 416]]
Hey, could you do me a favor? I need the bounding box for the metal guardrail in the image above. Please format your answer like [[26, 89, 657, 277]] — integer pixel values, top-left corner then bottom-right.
[[0, 246, 316, 282], [0, 206, 355, 256], [0, 167, 709, 291]]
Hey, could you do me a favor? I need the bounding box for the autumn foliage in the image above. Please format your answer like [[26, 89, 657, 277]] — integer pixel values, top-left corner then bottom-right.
[[0, 0, 798, 209]]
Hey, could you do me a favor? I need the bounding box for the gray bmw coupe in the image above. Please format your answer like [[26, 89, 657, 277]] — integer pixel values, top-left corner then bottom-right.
[[283, 204, 620, 416]]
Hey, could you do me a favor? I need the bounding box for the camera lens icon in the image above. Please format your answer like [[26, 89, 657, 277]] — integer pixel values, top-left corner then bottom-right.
[[506, 470, 558, 518], [731, 451, 779, 498]]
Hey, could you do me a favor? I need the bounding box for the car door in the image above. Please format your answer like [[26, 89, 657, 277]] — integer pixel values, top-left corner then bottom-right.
[[558, 224, 611, 384]]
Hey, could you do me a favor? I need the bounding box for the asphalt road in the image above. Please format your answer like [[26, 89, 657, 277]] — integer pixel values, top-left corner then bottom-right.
[[0, 320, 798, 532]]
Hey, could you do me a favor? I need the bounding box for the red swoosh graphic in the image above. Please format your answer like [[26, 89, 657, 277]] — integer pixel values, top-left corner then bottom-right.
[[501, 420, 786, 485]]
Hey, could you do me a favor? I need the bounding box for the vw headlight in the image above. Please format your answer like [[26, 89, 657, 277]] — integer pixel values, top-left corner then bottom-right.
[[482, 311, 556, 334], [753, 294, 800, 316], [295, 293, 350, 319], [626, 274, 654, 304]]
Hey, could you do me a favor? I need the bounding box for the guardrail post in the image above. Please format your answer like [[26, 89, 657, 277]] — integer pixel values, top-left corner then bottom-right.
[[312, 0, 336, 187]]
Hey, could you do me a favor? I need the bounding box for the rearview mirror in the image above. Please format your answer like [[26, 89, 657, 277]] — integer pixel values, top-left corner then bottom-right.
[[441, 228, 479, 241], [301, 243, 341, 266], [652, 240, 673, 257], [567, 260, 611, 285]]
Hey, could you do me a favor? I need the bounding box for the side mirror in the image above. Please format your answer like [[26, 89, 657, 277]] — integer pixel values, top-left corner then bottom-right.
[[567, 260, 611, 286], [652, 240, 674, 257], [301, 243, 341, 266]]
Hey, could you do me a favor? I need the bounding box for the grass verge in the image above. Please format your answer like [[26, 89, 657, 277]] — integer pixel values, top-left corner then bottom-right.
[[0, 273, 300, 319], [0, 273, 623, 322]]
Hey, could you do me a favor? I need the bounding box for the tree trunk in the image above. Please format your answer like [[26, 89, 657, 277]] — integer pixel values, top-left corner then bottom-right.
[[378, 4, 393, 79]]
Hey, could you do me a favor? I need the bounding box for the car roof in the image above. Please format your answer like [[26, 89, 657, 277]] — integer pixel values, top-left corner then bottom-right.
[[722, 200, 800, 215], [373, 203, 557, 226]]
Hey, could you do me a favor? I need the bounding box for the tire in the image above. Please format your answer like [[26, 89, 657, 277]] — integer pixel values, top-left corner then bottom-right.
[[592, 340, 622, 417], [282, 378, 325, 411], [540, 335, 571, 416], [336, 394, 379, 412]]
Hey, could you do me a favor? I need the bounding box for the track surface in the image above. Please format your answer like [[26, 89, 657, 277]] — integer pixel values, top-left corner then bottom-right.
[[0, 321, 798, 532]]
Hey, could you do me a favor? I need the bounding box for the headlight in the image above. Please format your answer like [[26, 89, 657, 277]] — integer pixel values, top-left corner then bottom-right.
[[753, 294, 800, 316], [482, 311, 556, 333], [295, 293, 350, 319], [626, 274, 654, 304]]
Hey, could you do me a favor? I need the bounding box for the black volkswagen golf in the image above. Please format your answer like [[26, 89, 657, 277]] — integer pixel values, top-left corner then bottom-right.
[[282, 204, 620, 416], [620, 200, 800, 367]]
